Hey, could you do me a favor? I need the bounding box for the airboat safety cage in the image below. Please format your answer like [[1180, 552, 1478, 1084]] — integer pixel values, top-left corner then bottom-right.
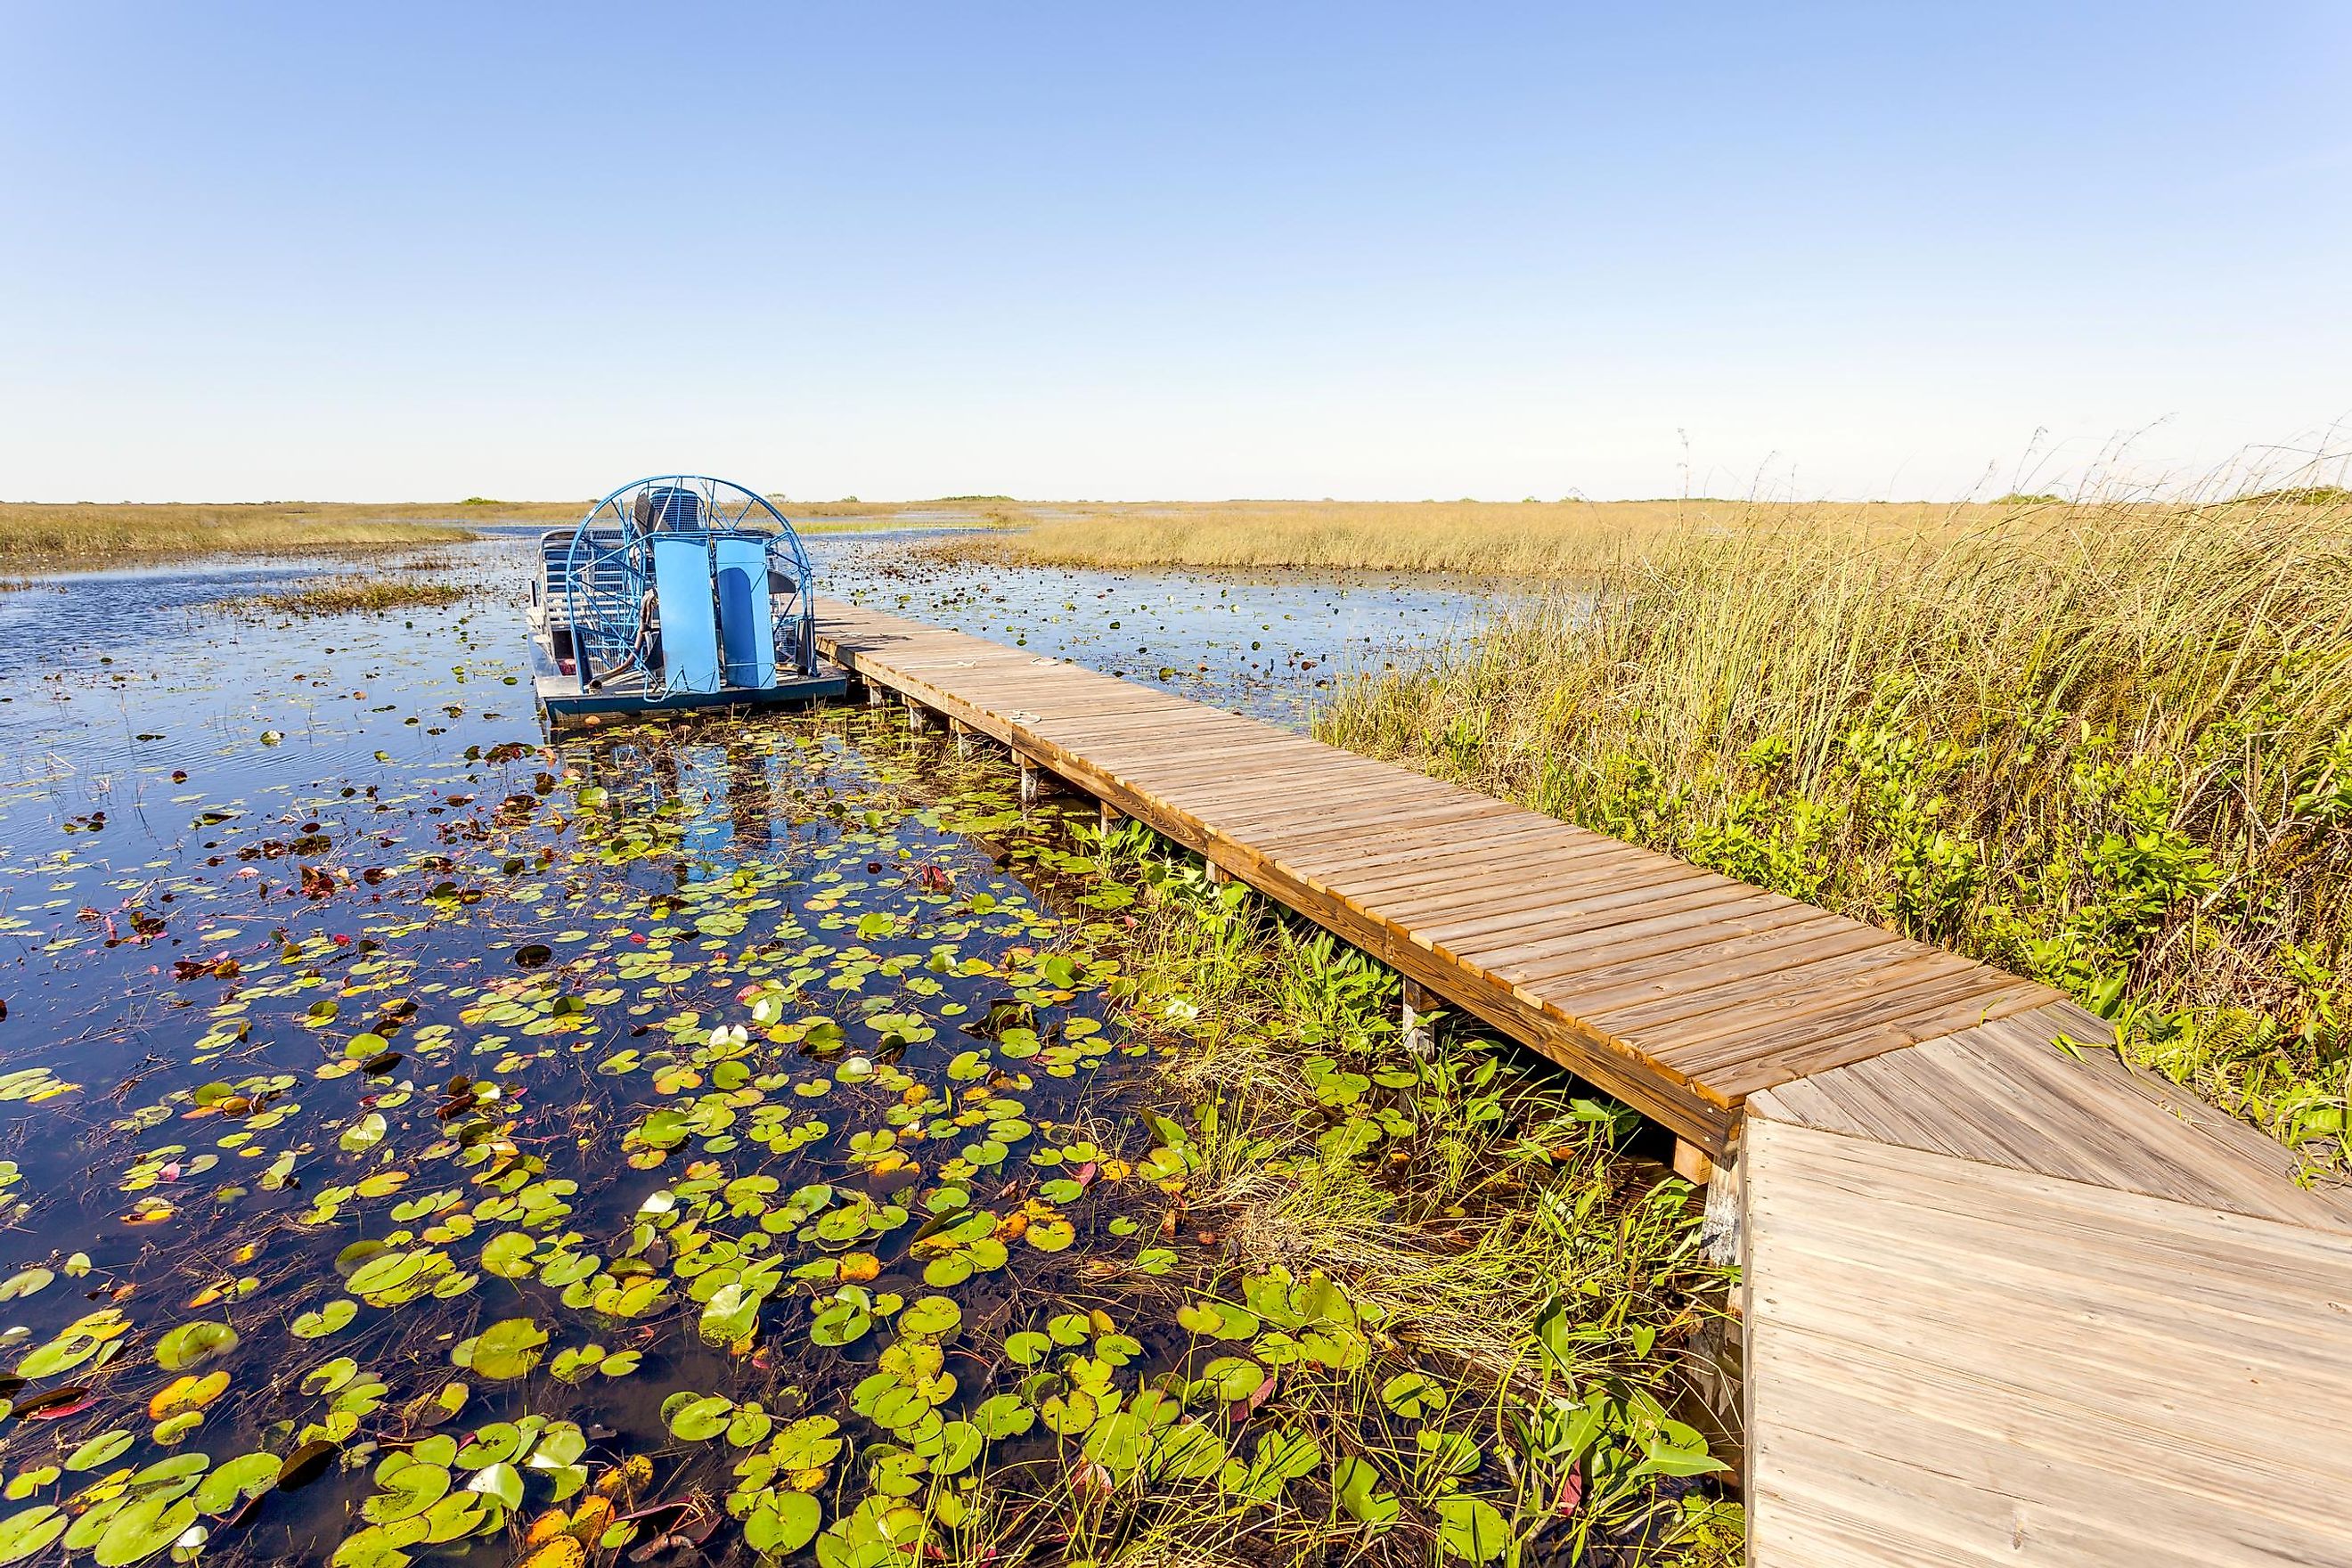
[[527, 474, 846, 721]]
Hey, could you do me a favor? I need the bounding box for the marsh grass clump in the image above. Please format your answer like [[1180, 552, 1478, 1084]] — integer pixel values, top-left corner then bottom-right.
[[231, 576, 470, 617], [1321, 486, 2352, 1175]]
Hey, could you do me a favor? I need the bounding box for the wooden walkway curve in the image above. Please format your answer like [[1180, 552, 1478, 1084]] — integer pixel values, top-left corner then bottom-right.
[[814, 598, 2352, 1567]]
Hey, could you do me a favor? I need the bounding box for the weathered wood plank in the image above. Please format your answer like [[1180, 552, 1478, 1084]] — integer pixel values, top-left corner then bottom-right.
[[1744, 1116, 2352, 1564]]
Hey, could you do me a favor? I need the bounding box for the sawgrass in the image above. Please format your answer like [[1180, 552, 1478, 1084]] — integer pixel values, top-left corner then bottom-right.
[[932, 497, 2028, 576], [0, 501, 548, 570], [1319, 485, 2352, 1174], [229, 576, 471, 617], [0, 498, 982, 570], [935, 490, 2352, 581]]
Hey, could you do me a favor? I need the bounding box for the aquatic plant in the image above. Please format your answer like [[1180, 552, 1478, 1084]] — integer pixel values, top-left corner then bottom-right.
[[225, 578, 471, 617]]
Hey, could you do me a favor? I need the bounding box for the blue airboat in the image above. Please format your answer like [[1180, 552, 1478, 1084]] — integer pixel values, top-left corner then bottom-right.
[[528, 475, 848, 722]]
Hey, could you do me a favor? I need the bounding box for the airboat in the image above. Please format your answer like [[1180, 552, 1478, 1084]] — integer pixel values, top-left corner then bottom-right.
[[528, 475, 849, 722]]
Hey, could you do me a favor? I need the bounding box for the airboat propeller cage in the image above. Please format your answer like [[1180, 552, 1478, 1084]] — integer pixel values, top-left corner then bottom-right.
[[559, 475, 818, 696]]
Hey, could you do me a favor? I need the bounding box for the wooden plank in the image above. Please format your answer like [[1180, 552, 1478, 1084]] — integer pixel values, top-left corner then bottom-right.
[[1701, 980, 2062, 1098], [1261, 818, 1594, 886], [1465, 886, 1800, 976], [1744, 1117, 2352, 1564], [1549, 922, 1907, 1021], [1388, 861, 1735, 943], [1749, 1008, 2352, 1232]]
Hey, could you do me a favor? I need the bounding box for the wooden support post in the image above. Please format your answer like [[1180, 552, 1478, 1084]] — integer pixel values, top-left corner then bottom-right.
[[865, 681, 890, 708], [1401, 977, 1436, 1057], [1205, 860, 1230, 886], [903, 698, 930, 733], [1019, 758, 1042, 805], [1697, 1130, 1741, 1265], [1672, 1137, 1715, 1187], [948, 718, 972, 759], [1098, 798, 1123, 831]]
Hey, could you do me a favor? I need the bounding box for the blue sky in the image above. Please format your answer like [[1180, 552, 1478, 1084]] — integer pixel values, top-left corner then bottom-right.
[[3, 3, 2346, 502]]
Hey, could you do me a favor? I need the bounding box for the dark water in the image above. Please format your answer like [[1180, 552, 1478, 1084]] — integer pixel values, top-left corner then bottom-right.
[[0, 531, 1487, 1566]]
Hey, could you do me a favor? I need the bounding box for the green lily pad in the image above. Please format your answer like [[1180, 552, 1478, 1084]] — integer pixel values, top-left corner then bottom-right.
[[292, 1299, 358, 1339], [195, 1453, 284, 1515], [742, 1490, 821, 1555], [1434, 1495, 1511, 1563], [92, 1492, 198, 1567], [66, 1430, 136, 1472], [155, 1319, 239, 1371], [464, 1460, 522, 1510], [0, 1505, 66, 1564], [361, 1462, 450, 1524], [664, 1394, 734, 1442], [466, 1318, 547, 1380], [898, 1296, 960, 1338]]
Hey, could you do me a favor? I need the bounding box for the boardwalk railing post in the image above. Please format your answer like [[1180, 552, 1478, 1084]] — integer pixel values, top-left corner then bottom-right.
[[1672, 1139, 1714, 1186], [1401, 977, 1435, 1057]]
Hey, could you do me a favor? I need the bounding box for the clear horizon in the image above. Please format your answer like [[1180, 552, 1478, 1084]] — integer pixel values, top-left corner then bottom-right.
[[4, 3, 2347, 504]]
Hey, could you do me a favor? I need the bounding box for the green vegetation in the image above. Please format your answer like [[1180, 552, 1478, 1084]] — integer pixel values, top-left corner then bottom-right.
[[1321, 490, 2352, 1176], [227, 576, 470, 617], [1071, 818, 1742, 1561]]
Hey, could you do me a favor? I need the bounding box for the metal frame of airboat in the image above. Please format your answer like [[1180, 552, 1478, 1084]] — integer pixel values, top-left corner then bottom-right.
[[527, 476, 847, 722]]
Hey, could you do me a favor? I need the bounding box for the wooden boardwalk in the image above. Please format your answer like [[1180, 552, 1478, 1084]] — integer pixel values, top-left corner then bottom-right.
[[816, 599, 2352, 1566], [816, 599, 2066, 1156]]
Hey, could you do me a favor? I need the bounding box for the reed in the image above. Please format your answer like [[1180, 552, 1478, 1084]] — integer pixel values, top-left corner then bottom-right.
[[1319, 488, 2352, 1174]]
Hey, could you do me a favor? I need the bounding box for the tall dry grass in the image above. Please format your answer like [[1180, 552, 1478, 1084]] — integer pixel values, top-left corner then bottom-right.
[[935, 496, 2096, 576], [0, 501, 572, 570], [1319, 488, 2352, 1174]]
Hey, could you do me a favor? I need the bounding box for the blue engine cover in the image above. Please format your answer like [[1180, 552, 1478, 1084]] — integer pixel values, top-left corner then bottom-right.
[[713, 535, 776, 689], [651, 535, 723, 695]]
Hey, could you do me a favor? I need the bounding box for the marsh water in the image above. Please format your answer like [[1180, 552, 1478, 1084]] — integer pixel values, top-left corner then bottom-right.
[[0, 531, 1501, 1565]]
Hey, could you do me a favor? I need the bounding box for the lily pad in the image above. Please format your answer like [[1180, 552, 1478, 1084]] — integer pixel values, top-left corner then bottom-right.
[[0, 1505, 66, 1564], [194, 1452, 284, 1515], [154, 1319, 239, 1371], [898, 1296, 960, 1338], [466, 1318, 548, 1380]]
